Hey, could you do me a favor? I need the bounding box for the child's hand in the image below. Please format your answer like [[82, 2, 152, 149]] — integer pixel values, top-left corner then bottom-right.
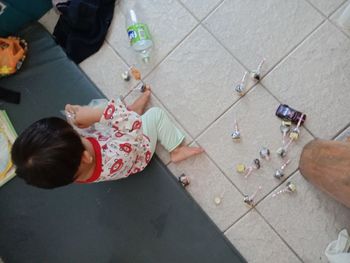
[[65, 104, 103, 128]]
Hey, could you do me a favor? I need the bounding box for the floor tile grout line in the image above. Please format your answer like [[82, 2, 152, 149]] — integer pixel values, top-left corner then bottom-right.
[[176, 0, 225, 24], [106, 5, 202, 95], [192, 84, 258, 141], [222, 167, 300, 232], [305, 0, 347, 18], [221, 172, 306, 262], [113, 0, 324, 145], [304, 0, 331, 18], [254, 168, 300, 207], [255, 208, 305, 263], [200, 23, 251, 73], [194, 141, 247, 196], [222, 208, 253, 233], [103, 40, 141, 98], [258, 18, 327, 83], [331, 121, 350, 140], [184, 8, 327, 141], [305, 0, 350, 41]]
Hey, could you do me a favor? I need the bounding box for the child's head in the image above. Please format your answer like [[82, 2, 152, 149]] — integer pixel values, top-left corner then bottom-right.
[[11, 117, 85, 189]]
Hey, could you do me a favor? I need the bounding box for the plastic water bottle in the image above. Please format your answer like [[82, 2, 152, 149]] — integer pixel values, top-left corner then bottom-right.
[[126, 8, 153, 63]]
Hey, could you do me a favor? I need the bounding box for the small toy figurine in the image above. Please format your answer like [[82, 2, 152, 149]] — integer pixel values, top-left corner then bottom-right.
[[244, 159, 261, 178], [275, 104, 306, 125], [121, 65, 142, 81], [272, 182, 296, 198], [130, 66, 141, 80], [235, 71, 248, 96], [121, 70, 130, 81], [243, 186, 262, 207], [280, 122, 291, 146], [178, 174, 190, 187], [250, 58, 265, 81], [259, 147, 270, 161], [231, 120, 241, 141], [236, 163, 246, 174], [274, 159, 291, 179]]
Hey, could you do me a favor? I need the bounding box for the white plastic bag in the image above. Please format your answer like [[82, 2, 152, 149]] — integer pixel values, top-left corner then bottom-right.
[[325, 229, 350, 263]]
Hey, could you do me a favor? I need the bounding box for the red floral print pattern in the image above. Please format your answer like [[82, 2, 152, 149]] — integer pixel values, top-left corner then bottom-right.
[[110, 159, 124, 174]]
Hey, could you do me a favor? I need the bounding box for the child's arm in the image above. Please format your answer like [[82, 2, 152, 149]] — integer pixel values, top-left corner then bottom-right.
[[65, 104, 104, 128]]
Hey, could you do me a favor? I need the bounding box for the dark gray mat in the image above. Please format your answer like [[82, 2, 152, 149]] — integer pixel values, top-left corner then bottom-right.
[[0, 158, 245, 263]]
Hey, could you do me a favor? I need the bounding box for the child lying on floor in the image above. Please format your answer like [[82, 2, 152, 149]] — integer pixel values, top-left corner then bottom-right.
[[11, 86, 203, 189]]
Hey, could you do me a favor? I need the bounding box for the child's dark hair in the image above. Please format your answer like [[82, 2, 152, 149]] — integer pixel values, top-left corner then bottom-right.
[[11, 117, 85, 189]]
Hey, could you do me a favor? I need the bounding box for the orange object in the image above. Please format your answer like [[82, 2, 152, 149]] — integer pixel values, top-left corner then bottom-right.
[[0, 37, 28, 77], [130, 66, 141, 80]]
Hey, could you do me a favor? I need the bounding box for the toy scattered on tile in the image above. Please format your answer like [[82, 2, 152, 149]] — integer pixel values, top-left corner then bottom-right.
[[236, 163, 246, 174], [280, 121, 291, 146], [231, 119, 241, 141], [276, 146, 287, 158], [178, 174, 190, 187], [259, 147, 270, 161], [234, 71, 248, 96], [272, 182, 296, 198], [244, 159, 261, 178], [274, 159, 291, 179], [275, 104, 306, 125], [214, 196, 222, 205], [277, 113, 305, 158], [121, 65, 142, 81], [130, 66, 141, 80], [289, 113, 305, 141], [250, 58, 265, 82], [214, 192, 225, 206], [121, 70, 130, 81], [243, 186, 262, 207]]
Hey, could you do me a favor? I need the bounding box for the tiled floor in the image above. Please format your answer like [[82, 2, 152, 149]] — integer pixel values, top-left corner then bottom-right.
[[40, 1, 350, 262]]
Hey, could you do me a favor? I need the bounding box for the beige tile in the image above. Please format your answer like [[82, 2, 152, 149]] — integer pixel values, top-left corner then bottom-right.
[[107, 0, 197, 76], [145, 25, 246, 138], [263, 22, 350, 140], [330, 0, 350, 37], [257, 172, 350, 262], [203, 0, 324, 72], [38, 8, 60, 34], [178, 0, 223, 20], [307, 0, 346, 16], [168, 150, 249, 231], [197, 86, 314, 200], [80, 42, 139, 99], [124, 90, 193, 165], [225, 210, 302, 263]]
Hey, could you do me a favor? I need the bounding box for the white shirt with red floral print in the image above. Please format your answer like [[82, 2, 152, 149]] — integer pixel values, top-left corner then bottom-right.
[[76, 98, 152, 183]]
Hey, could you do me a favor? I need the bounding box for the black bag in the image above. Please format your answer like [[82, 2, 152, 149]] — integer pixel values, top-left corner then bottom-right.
[[53, 0, 115, 63]]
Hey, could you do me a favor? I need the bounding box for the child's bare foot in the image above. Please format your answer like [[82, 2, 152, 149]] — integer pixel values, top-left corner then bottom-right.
[[128, 85, 151, 115], [170, 145, 204, 163]]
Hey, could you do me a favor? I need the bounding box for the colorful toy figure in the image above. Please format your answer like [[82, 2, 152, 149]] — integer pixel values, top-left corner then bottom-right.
[[178, 174, 190, 187], [250, 58, 265, 81], [259, 147, 270, 160], [235, 71, 248, 96], [231, 120, 241, 141], [274, 159, 291, 179], [243, 186, 262, 207], [272, 182, 296, 197], [275, 104, 306, 125]]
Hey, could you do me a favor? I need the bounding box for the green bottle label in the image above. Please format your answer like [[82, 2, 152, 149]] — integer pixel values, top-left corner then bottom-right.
[[127, 23, 151, 45]]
